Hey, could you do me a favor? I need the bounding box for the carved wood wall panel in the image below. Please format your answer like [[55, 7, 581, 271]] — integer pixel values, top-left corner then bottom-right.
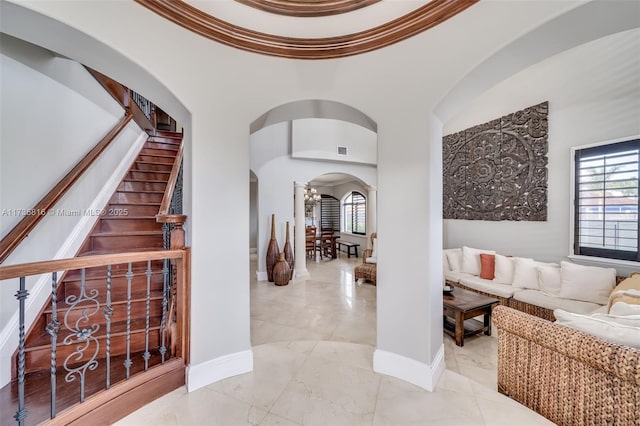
[[443, 101, 548, 221]]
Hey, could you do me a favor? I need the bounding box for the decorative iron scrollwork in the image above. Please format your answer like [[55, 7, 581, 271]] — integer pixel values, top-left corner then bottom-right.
[[62, 269, 100, 402]]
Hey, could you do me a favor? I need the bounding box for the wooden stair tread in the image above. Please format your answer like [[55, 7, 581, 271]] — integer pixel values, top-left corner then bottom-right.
[[116, 189, 165, 194], [79, 247, 168, 256], [100, 215, 158, 220], [104, 201, 161, 206], [134, 153, 176, 159], [135, 161, 175, 166], [91, 230, 163, 236], [128, 170, 171, 174]]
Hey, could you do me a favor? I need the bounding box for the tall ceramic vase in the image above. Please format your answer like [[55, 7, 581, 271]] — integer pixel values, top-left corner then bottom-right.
[[266, 214, 280, 282], [283, 221, 294, 280], [273, 252, 291, 286]]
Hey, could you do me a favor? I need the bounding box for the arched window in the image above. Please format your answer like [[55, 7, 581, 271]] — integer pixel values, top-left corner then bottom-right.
[[343, 191, 366, 235]]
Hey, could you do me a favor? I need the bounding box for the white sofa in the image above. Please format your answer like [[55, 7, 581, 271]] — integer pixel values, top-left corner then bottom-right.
[[443, 246, 622, 320]]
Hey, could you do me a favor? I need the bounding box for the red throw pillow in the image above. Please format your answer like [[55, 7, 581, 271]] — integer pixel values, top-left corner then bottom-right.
[[480, 254, 495, 280]]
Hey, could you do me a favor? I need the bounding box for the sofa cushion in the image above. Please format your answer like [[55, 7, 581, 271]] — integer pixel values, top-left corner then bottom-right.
[[460, 276, 519, 298], [537, 263, 562, 296], [559, 261, 616, 305], [461, 246, 495, 276], [493, 254, 515, 285], [444, 270, 467, 284], [512, 257, 539, 289], [480, 254, 495, 280], [514, 289, 602, 314], [444, 248, 463, 272], [608, 274, 640, 312], [554, 309, 640, 349]]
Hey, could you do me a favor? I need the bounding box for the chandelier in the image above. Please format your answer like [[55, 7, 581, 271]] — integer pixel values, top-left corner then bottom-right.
[[304, 187, 321, 216]]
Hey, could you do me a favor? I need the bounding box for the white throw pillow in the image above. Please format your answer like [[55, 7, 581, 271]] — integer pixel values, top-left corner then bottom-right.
[[537, 263, 562, 296], [512, 257, 539, 289], [610, 301, 640, 316], [445, 249, 463, 272], [559, 261, 616, 305], [371, 238, 378, 258], [365, 256, 377, 264], [461, 246, 495, 276], [554, 309, 640, 348], [493, 254, 515, 285]]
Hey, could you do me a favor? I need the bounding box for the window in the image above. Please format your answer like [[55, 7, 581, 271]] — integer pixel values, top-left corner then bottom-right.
[[343, 191, 366, 235], [320, 195, 340, 231], [574, 138, 640, 261]]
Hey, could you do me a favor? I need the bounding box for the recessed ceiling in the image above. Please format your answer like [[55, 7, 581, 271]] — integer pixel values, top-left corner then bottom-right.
[[135, 0, 478, 59], [310, 173, 357, 186]]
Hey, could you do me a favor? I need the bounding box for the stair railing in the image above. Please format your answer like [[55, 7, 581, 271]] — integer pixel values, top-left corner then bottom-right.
[[0, 113, 133, 265], [0, 249, 190, 425], [156, 141, 186, 251]]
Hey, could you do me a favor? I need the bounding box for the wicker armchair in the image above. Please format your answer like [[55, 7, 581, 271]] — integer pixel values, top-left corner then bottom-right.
[[354, 233, 377, 284], [493, 305, 640, 426]]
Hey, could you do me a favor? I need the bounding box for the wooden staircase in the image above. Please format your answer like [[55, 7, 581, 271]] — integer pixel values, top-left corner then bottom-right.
[[19, 131, 183, 375]]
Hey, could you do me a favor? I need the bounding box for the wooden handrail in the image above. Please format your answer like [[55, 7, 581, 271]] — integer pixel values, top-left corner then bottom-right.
[[156, 142, 184, 222], [0, 113, 133, 265], [0, 249, 185, 280], [87, 67, 154, 132]]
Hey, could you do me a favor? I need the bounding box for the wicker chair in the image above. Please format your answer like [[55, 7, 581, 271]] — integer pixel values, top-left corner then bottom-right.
[[493, 305, 640, 426], [354, 233, 377, 284]]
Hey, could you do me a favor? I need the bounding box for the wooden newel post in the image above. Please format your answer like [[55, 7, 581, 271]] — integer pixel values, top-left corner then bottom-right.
[[157, 214, 187, 249]]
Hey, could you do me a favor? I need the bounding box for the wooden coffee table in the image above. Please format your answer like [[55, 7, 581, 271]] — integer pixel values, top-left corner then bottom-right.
[[443, 287, 499, 347]]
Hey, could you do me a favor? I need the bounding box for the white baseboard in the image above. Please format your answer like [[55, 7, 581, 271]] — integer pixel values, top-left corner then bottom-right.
[[187, 349, 253, 392], [256, 271, 268, 281], [373, 344, 445, 392]]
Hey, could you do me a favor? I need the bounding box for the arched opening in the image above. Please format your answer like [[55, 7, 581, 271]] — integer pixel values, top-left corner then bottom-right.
[[249, 100, 377, 348]]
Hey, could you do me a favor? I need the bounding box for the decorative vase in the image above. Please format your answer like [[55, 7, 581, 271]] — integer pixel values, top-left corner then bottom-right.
[[266, 214, 280, 282], [283, 221, 294, 280], [273, 252, 291, 286]]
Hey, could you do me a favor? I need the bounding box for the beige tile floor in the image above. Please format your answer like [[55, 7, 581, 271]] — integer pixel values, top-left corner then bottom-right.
[[116, 254, 552, 426]]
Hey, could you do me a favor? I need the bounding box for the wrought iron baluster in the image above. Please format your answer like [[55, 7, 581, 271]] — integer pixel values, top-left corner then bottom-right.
[[162, 222, 171, 250], [14, 277, 29, 425], [103, 265, 113, 389], [124, 263, 133, 378], [143, 261, 152, 370], [63, 268, 100, 403], [159, 259, 169, 363], [46, 272, 60, 419]]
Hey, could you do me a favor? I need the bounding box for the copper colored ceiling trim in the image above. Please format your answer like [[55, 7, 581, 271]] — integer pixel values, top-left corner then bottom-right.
[[234, 0, 381, 17], [134, 0, 478, 60]]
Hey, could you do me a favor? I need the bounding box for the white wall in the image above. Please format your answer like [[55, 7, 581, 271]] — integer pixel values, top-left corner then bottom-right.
[[251, 122, 376, 275], [3, 0, 635, 393], [292, 118, 377, 165], [0, 34, 124, 236], [249, 178, 258, 251], [443, 29, 640, 275]]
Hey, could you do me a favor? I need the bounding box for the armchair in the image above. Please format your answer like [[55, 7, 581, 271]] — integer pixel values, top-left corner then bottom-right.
[[354, 232, 377, 284]]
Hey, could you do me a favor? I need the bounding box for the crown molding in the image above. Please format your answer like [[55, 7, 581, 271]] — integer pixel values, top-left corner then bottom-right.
[[235, 0, 381, 17], [134, 0, 477, 60]]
